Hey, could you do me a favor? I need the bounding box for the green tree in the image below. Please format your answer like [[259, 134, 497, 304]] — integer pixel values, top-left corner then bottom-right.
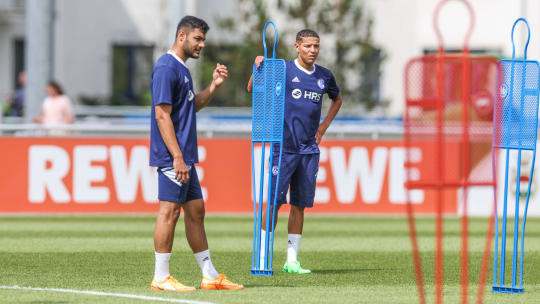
[[200, 0, 291, 107], [200, 0, 384, 109]]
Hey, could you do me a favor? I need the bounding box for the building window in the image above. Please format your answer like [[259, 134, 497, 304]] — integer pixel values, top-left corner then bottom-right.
[[13, 38, 24, 89], [111, 44, 154, 105], [359, 48, 383, 107], [12, 0, 25, 9]]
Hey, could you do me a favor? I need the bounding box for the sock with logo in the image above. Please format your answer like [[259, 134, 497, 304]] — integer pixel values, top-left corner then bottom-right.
[[287, 234, 302, 263], [194, 249, 219, 279], [154, 252, 171, 282]]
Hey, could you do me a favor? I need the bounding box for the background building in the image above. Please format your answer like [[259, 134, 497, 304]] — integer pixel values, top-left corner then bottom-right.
[[0, 0, 537, 117]]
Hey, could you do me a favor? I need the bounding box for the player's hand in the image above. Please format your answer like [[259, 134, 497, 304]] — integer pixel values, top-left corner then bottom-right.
[[173, 157, 190, 183], [254, 56, 264, 67], [212, 63, 228, 88], [315, 124, 328, 145]]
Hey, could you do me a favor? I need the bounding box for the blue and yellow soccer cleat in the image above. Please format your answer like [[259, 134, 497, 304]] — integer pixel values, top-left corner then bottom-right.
[[150, 276, 196, 292], [200, 274, 244, 290], [283, 261, 311, 274]]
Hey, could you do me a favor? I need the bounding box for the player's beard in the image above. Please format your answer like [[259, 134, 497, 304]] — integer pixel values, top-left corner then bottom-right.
[[183, 42, 202, 59]]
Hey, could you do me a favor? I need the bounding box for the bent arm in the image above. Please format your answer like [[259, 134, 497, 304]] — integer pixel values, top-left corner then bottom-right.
[[316, 94, 343, 144], [246, 56, 265, 93], [246, 74, 254, 93], [194, 82, 217, 112], [194, 63, 228, 112]]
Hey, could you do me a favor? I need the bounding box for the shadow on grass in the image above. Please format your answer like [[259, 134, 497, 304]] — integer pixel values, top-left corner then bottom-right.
[[243, 284, 297, 288], [27, 302, 70, 304], [312, 268, 394, 274]]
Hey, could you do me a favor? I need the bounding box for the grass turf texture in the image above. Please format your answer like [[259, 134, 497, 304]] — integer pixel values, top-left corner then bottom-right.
[[0, 215, 539, 303]]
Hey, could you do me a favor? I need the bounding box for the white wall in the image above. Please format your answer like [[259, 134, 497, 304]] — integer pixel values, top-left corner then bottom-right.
[[2, 0, 540, 113], [366, 0, 535, 116], [52, 0, 235, 103], [53, 0, 167, 102]]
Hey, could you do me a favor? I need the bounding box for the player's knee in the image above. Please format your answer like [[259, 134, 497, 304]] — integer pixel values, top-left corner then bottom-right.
[[186, 205, 205, 223], [171, 207, 181, 220], [159, 203, 181, 221], [194, 207, 205, 222], [291, 205, 305, 213]]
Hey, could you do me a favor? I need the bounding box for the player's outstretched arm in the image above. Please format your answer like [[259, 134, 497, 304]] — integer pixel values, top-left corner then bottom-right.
[[245, 56, 265, 93], [316, 93, 343, 145], [194, 63, 228, 112]]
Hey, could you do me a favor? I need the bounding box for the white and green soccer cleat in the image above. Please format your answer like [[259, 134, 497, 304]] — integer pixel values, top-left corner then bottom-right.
[[282, 261, 311, 274]]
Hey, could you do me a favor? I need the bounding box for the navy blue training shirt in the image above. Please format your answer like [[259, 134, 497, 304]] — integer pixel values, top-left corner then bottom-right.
[[277, 59, 340, 154], [150, 52, 198, 167]]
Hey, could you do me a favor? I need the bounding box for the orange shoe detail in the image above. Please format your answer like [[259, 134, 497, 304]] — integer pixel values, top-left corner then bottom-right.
[[150, 276, 196, 292], [200, 274, 244, 290]]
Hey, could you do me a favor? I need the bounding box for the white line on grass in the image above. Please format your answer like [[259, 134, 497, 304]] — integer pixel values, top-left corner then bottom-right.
[[0, 285, 217, 304]]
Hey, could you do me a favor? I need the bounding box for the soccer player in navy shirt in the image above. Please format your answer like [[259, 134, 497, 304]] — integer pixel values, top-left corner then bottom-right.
[[246, 29, 343, 274], [150, 16, 243, 291]]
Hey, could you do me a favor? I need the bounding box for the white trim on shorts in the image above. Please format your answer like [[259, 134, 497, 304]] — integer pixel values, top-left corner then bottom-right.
[[159, 165, 192, 186]]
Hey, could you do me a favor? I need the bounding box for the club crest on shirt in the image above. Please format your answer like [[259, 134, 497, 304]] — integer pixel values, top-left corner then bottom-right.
[[188, 90, 194, 101], [317, 78, 325, 90], [272, 166, 279, 176]]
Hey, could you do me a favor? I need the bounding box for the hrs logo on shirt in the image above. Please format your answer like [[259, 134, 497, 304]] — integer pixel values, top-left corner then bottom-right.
[[291, 88, 322, 102], [292, 89, 302, 99]]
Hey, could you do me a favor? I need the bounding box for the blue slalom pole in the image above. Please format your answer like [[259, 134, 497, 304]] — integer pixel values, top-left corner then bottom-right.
[[256, 142, 266, 270], [499, 149, 511, 286], [264, 143, 274, 270], [269, 142, 283, 273], [251, 142, 258, 271], [512, 149, 522, 287], [492, 148, 500, 286], [519, 152, 535, 288]]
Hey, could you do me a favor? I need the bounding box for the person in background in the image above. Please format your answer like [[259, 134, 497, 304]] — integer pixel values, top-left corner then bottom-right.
[[33, 81, 74, 126], [5, 71, 26, 117]]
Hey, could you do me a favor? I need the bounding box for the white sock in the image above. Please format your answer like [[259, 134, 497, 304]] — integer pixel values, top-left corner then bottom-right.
[[287, 234, 302, 263], [154, 252, 171, 282], [194, 249, 219, 279], [259, 229, 266, 264]]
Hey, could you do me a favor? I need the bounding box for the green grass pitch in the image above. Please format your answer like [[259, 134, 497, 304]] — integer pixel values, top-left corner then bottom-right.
[[0, 215, 539, 303]]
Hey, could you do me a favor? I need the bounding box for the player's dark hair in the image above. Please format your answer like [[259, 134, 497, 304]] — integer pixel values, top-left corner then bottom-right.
[[47, 81, 64, 95], [176, 15, 209, 39], [296, 29, 319, 42]]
